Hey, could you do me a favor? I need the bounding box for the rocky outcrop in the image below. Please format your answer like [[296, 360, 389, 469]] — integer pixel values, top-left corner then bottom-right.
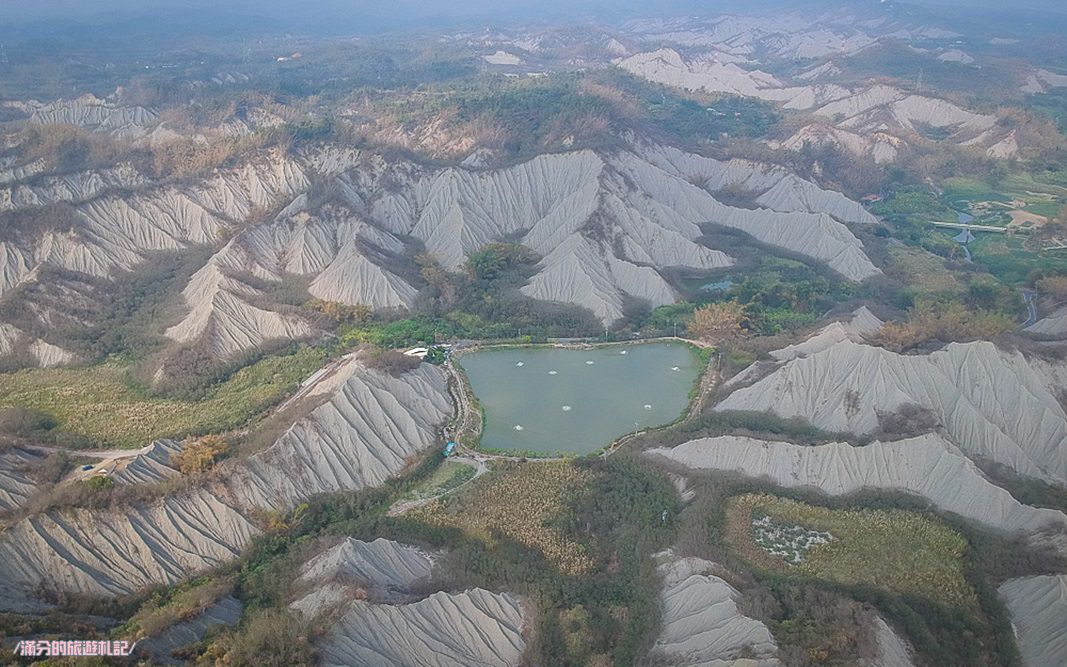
[[312, 589, 526, 667], [0, 164, 146, 211], [815, 85, 995, 136], [715, 340, 1067, 485], [771, 124, 902, 164], [137, 596, 242, 665], [0, 149, 307, 307], [164, 259, 315, 359], [769, 306, 883, 362], [165, 143, 879, 350], [650, 553, 781, 666], [648, 434, 1067, 550], [0, 360, 452, 611], [0, 323, 77, 368], [618, 43, 1013, 161], [937, 49, 975, 65], [1027, 306, 1067, 338], [619, 12, 915, 61], [3, 141, 880, 359], [483, 51, 523, 66], [1020, 69, 1067, 95], [0, 489, 257, 607], [295, 538, 436, 604], [0, 448, 44, 514], [29, 95, 158, 139], [291, 537, 527, 667], [225, 359, 451, 510], [111, 439, 183, 486], [868, 616, 916, 667], [618, 48, 789, 100], [999, 575, 1067, 667]]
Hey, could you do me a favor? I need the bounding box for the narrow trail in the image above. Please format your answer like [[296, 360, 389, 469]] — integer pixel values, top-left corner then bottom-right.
[[1022, 289, 1038, 329], [387, 456, 488, 516], [21, 442, 153, 460]]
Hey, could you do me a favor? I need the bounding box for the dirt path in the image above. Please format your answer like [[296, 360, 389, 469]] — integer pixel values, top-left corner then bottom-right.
[[274, 352, 358, 414], [22, 442, 154, 460], [443, 360, 482, 451], [387, 456, 488, 516], [1022, 289, 1038, 329]]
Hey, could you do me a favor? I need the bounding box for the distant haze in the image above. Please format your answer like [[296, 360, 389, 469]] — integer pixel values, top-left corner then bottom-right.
[[3, 0, 1065, 30], [0, 0, 1064, 53]]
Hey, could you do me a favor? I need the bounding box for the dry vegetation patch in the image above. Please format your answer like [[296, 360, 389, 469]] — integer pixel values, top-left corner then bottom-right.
[[872, 300, 1014, 352], [411, 461, 594, 575], [175, 435, 231, 474], [0, 348, 325, 448], [884, 244, 961, 295], [126, 576, 235, 640], [725, 493, 979, 611]]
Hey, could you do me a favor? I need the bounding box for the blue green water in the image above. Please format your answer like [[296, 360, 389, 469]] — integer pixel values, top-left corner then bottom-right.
[[459, 342, 701, 455]]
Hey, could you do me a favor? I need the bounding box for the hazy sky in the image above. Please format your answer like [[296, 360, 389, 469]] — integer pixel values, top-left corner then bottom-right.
[[4, 0, 1065, 21], [1, 0, 1064, 38]]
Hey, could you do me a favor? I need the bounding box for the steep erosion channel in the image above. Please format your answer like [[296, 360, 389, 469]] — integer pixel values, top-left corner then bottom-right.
[[0, 358, 452, 611]]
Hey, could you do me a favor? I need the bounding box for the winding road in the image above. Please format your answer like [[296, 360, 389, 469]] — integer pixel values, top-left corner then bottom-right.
[[1022, 289, 1038, 329]]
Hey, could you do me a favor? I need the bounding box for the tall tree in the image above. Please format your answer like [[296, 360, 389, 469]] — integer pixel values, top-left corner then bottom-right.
[[686, 301, 747, 345]]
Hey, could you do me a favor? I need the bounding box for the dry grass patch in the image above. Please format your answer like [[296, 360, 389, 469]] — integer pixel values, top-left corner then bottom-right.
[[127, 576, 234, 640], [411, 461, 594, 575], [725, 493, 979, 611], [885, 244, 961, 295], [0, 348, 325, 448]]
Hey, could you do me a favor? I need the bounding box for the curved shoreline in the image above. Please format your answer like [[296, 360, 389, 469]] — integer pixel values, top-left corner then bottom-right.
[[443, 337, 717, 461]]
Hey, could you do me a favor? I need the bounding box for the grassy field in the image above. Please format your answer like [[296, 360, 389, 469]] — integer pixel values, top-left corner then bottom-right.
[[402, 460, 476, 500], [725, 494, 979, 611], [885, 244, 963, 295], [411, 460, 594, 575], [941, 174, 1066, 226], [969, 234, 1067, 284], [0, 347, 325, 448]]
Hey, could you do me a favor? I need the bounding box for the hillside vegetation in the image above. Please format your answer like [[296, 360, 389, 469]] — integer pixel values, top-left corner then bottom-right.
[[0, 347, 324, 448]]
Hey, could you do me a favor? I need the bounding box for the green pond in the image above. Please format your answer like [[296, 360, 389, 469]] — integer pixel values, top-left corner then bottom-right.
[[459, 342, 701, 455]]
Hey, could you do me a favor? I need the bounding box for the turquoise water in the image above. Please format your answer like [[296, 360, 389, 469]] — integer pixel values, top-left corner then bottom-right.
[[459, 342, 701, 455], [701, 279, 735, 292]]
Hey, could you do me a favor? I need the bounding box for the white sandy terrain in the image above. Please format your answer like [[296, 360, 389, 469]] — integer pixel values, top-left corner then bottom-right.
[[648, 434, 1067, 552], [1027, 305, 1067, 338], [650, 554, 781, 666], [0, 163, 146, 211], [110, 439, 183, 486], [999, 575, 1067, 667], [291, 538, 527, 667], [937, 49, 975, 65], [771, 306, 883, 362], [1, 140, 883, 363], [0, 448, 44, 514], [224, 359, 451, 510], [483, 51, 523, 66], [715, 340, 1067, 485], [29, 94, 158, 139], [618, 45, 1013, 161], [312, 589, 526, 667], [0, 360, 452, 611]]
